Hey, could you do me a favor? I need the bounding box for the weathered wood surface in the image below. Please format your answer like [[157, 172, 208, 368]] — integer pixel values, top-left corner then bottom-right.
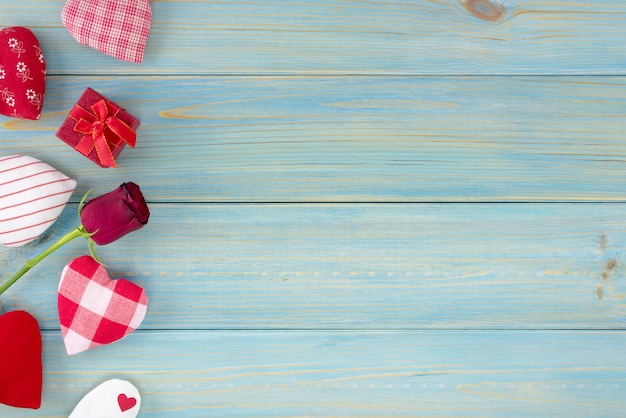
[[1, 330, 625, 417], [2, 0, 626, 416], [2, 203, 625, 331], [3, 0, 626, 75], [3, 76, 626, 202]]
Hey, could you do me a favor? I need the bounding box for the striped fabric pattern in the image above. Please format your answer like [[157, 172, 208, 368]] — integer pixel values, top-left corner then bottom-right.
[[0, 155, 77, 247]]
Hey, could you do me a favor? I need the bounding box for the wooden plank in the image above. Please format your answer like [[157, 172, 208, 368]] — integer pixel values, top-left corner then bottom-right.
[[2, 203, 626, 330], [1, 330, 625, 417], [3, 1, 626, 75], [3, 76, 626, 202]]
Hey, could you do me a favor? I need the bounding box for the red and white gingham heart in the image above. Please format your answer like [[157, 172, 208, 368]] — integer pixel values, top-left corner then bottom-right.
[[58, 255, 148, 355], [61, 0, 152, 64], [0, 155, 76, 247]]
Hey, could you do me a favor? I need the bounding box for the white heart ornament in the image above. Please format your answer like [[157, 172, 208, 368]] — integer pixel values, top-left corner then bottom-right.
[[0, 155, 76, 247], [69, 379, 141, 418]]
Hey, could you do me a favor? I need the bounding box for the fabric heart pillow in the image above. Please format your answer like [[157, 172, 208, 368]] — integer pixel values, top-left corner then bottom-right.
[[58, 255, 149, 355], [62, 0, 152, 63], [0, 27, 46, 120], [0, 311, 42, 409], [69, 379, 141, 417], [0, 155, 76, 247]]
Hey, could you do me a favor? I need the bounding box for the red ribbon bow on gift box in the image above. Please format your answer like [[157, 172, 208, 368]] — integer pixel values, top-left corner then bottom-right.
[[70, 99, 136, 168]]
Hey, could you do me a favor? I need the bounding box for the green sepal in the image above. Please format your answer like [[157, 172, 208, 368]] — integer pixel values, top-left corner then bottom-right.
[[88, 238, 104, 265], [77, 189, 93, 218]]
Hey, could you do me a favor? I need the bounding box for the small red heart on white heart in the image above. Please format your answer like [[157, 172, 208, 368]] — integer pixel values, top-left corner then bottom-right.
[[117, 393, 137, 412], [58, 255, 148, 355], [69, 379, 141, 417], [0, 155, 76, 247], [62, 0, 152, 63]]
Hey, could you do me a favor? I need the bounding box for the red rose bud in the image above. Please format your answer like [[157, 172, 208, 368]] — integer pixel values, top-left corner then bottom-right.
[[81, 182, 150, 245], [0, 183, 151, 296]]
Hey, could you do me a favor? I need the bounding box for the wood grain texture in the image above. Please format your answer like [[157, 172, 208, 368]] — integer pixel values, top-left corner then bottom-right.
[[2, 1, 626, 75], [3, 76, 626, 202], [2, 203, 625, 331], [1, 330, 626, 417], [3, 0, 626, 415]]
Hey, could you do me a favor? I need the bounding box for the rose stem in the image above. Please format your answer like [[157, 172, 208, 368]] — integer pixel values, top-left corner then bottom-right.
[[0, 226, 89, 295]]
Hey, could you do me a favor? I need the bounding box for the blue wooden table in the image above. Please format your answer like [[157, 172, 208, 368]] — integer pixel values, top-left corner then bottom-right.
[[2, 0, 626, 416]]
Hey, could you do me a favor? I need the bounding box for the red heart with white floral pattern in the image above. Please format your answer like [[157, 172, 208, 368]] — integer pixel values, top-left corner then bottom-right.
[[0, 27, 46, 120]]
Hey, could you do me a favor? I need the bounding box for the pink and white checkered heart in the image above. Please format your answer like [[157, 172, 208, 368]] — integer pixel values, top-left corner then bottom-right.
[[58, 255, 148, 355], [0, 155, 76, 248], [61, 0, 152, 64]]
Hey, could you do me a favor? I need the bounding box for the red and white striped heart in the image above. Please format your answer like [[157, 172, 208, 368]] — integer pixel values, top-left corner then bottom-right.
[[58, 255, 148, 355], [0, 155, 76, 247]]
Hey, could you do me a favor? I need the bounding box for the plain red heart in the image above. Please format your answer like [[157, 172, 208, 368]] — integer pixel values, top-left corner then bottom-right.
[[0, 27, 46, 120], [117, 394, 137, 412], [0, 310, 42, 409]]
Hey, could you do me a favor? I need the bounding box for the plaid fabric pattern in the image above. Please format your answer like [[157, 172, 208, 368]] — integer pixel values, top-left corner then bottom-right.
[[61, 0, 152, 64], [58, 255, 148, 355], [0, 155, 76, 247]]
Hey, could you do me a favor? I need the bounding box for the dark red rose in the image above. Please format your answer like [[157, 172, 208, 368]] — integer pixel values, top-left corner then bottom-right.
[[80, 182, 150, 245]]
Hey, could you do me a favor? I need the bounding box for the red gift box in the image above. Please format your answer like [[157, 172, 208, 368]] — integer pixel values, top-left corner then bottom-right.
[[56, 87, 139, 168]]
